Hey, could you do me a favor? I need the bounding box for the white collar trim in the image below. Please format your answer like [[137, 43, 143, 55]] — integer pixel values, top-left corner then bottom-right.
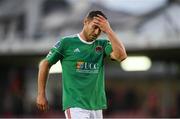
[[77, 34, 95, 45]]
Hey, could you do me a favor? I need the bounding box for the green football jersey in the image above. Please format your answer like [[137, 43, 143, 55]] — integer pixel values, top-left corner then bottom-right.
[[46, 34, 112, 110]]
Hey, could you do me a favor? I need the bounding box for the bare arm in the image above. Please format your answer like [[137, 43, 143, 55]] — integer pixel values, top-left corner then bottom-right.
[[106, 29, 127, 61], [36, 59, 51, 111], [94, 15, 127, 61]]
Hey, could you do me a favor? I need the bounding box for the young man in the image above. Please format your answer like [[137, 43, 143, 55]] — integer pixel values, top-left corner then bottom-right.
[[36, 10, 127, 119]]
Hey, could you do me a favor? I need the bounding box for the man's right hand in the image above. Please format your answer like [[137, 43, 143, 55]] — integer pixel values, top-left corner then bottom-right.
[[36, 95, 49, 112]]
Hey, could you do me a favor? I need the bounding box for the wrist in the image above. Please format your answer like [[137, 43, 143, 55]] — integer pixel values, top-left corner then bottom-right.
[[38, 92, 46, 97], [105, 28, 113, 35]]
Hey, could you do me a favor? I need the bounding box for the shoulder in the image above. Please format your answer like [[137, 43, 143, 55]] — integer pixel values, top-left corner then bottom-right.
[[55, 34, 78, 46], [61, 34, 78, 42], [95, 38, 109, 44]]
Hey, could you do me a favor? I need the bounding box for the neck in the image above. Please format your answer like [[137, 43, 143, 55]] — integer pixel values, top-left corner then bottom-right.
[[79, 31, 93, 42]]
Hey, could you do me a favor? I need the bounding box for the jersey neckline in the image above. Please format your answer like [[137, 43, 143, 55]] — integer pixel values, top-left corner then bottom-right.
[[77, 34, 95, 45]]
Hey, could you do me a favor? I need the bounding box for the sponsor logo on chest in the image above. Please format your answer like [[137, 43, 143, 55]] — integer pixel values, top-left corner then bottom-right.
[[76, 61, 99, 73]]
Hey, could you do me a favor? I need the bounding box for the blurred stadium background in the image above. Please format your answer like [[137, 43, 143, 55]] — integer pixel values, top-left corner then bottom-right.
[[0, 0, 180, 118]]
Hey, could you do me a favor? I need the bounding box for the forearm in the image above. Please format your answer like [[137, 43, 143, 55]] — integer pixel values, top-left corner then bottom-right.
[[38, 60, 50, 97], [93, 15, 127, 60], [106, 29, 127, 60]]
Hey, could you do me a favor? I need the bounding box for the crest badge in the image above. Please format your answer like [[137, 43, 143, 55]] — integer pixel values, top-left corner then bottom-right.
[[95, 46, 103, 54]]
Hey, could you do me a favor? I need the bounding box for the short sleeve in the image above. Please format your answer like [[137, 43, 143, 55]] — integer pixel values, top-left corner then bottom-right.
[[104, 41, 112, 56], [45, 38, 65, 65]]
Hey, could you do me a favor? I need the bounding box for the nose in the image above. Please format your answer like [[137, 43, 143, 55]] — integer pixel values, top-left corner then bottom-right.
[[94, 28, 100, 35]]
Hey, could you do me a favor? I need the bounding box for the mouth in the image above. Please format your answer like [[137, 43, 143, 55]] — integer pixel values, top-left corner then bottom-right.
[[91, 35, 97, 39]]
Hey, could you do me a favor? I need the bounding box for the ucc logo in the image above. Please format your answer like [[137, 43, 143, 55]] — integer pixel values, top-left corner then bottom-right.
[[76, 61, 99, 70]]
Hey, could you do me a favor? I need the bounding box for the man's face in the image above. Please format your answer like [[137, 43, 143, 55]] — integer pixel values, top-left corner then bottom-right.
[[83, 18, 101, 41]]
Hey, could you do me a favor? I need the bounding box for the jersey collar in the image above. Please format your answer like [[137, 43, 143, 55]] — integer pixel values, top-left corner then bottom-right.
[[77, 34, 95, 45]]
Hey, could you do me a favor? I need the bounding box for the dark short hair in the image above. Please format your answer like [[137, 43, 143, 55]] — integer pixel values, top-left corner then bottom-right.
[[86, 10, 107, 20]]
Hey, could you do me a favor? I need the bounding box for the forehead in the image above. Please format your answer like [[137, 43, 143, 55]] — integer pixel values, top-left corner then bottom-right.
[[87, 18, 97, 25], [85, 18, 100, 29], [87, 17, 95, 22]]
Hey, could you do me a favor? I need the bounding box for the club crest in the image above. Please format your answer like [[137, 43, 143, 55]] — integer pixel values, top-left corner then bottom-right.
[[95, 46, 103, 54]]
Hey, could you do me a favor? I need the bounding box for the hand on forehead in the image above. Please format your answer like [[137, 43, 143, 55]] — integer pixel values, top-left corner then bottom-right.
[[93, 15, 106, 25], [93, 14, 105, 21]]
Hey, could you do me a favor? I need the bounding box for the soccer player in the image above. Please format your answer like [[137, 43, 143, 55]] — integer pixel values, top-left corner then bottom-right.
[[36, 10, 127, 119]]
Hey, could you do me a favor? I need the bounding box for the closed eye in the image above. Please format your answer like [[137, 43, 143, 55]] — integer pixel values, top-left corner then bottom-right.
[[92, 25, 99, 29]]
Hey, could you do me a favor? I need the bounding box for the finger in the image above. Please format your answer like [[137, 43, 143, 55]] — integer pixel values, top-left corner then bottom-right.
[[36, 103, 41, 109], [94, 17, 105, 24], [93, 19, 99, 22], [93, 22, 100, 27], [44, 104, 49, 111], [97, 14, 106, 20], [37, 103, 46, 111], [94, 16, 103, 22], [37, 104, 43, 111], [93, 20, 100, 25], [94, 17, 107, 26], [42, 105, 47, 111]]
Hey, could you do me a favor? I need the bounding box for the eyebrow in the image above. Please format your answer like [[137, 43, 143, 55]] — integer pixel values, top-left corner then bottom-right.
[[92, 25, 99, 29]]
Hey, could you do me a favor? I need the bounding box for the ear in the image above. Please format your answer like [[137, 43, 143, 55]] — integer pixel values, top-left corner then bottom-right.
[[83, 18, 89, 25]]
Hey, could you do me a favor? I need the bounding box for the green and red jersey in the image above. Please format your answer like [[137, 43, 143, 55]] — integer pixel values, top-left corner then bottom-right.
[[46, 34, 112, 110]]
